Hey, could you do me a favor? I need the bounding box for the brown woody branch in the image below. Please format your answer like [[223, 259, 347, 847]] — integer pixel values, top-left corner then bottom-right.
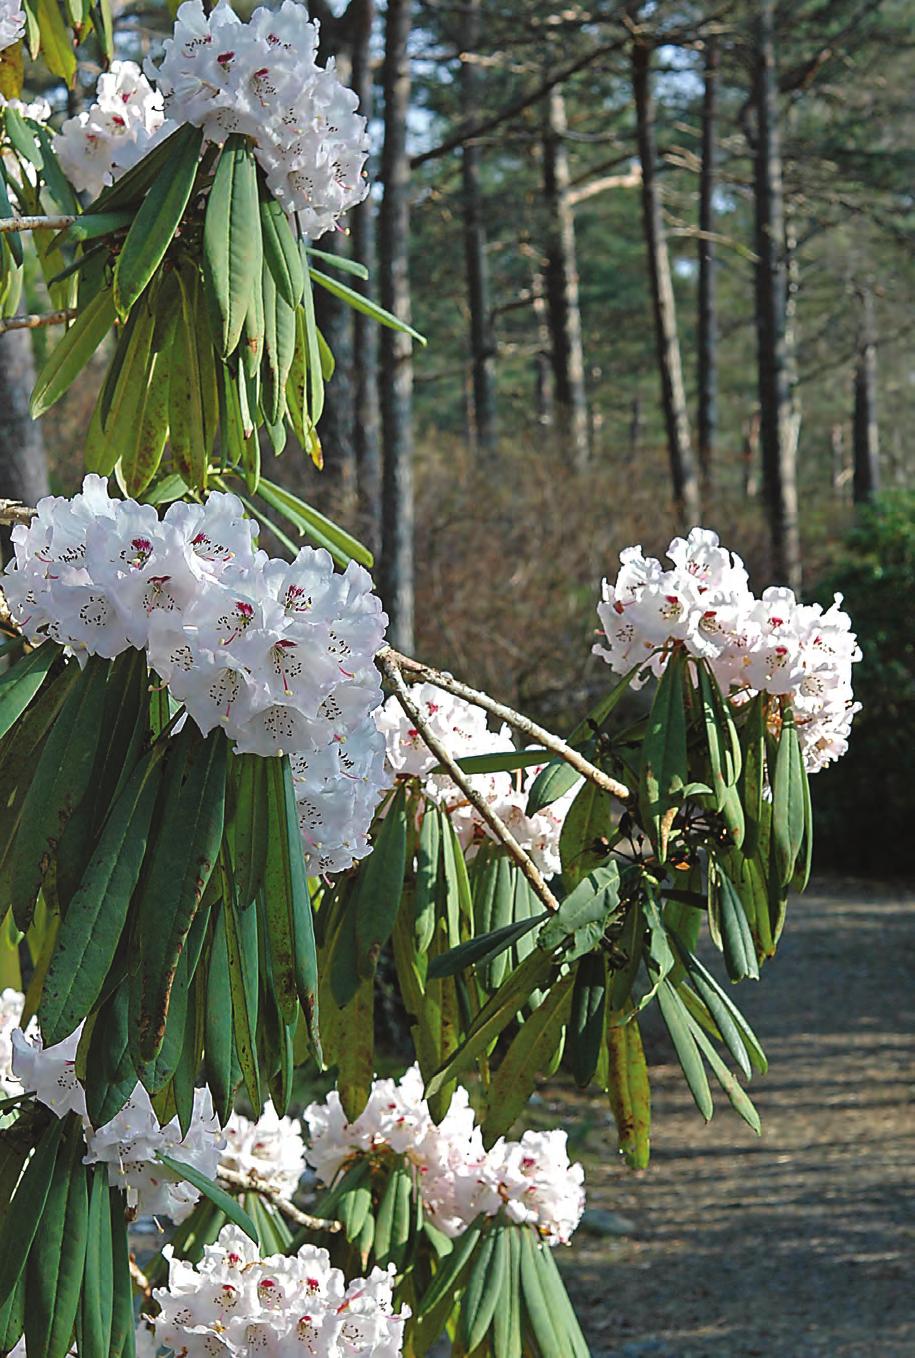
[[216, 1167, 342, 1233], [0, 215, 77, 233], [0, 309, 77, 334]]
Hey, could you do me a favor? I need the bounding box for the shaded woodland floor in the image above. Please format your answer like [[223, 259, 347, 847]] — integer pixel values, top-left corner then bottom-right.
[[550, 880, 915, 1358]]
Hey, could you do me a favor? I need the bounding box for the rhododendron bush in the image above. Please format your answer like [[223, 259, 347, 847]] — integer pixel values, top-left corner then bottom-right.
[[0, 3, 862, 1357]]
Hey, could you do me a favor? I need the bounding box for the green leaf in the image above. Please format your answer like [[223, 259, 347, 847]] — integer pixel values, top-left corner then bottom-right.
[[428, 913, 546, 981], [4, 105, 41, 168], [30, 287, 116, 416], [416, 1219, 483, 1317], [657, 978, 713, 1121], [685, 1010, 761, 1134], [539, 862, 620, 958], [0, 1115, 64, 1306], [40, 746, 164, 1045], [519, 1228, 563, 1355], [309, 266, 427, 344], [228, 752, 268, 907], [25, 1117, 88, 1358], [204, 135, 262, 358], [80, 1165, 113, 1358], [461, 1227, 506, 1353], [221, 856, 262, 1112], [533, 1235, 590, 1358], [353, 785, 409, 980], [169, 265, 217, 491], [260, 194, 304, 307], [108, 1190, 135, 1358], [772, 708, 805, 886], [10, 655, 109, 928], [264, 756, 320, 1050], [606, 1015, 651, 1168], [431, 748, 549, 777], [638, 647, 688, 860], [112, 126, 204, 314], [570, 950, 607, 1088], [156, 1153, 259, 1244], [526, 758, 582, 815], [413, 803, 441, 954], [483, 970, 574, 1142], [0, 168, 22, 268], [130, 725, 227, 1063], [303, 244, 369, 279], [122, 340, 171, 496], [34, 0, 76, 83], [0, 642, 59, 743], [559, 778, 615, 887], [717, 870, 759, 982], [255, 476, 374, 569], [667, 937, 752, 1079], [84, 981, 135, 1127], [204, 907, 236, 1124]]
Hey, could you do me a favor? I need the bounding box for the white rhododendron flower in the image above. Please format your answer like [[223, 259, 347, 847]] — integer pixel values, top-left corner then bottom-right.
[[0, 988, 37, 1097], [221, 1100, 307, 1197], [0, 94, 51, 123], [53, 61, 173, 199], [594, 527, 861, 772], [10, 1022, 87, 1120], [0, 0, 24, 53], [148, 0, 369, 237], [2, 477, 390, 874], [84, 1085, 224, 1222], [152, 1225, 408, 1358], [304, 1066, 585, 1245], [376, 685, 573, 875]]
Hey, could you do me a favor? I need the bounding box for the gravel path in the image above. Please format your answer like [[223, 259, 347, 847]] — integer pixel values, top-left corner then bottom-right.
[[551, 879, 915, 1358]]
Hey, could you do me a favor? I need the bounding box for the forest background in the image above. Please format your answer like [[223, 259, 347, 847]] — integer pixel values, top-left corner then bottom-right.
[[1, 0, 913, 870]]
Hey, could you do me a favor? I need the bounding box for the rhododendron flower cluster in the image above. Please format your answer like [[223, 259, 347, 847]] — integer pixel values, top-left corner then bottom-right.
[[0, 0, 24, 54], [2, 476, 390, 873], [53, 62, 173, 200], [152, 1225, 407, 1358], [147, 0, 369, 237], [0, 987, 34, 1098], [9, 1009, 224, 1221], [304, 1066, 585, 1247], [221, 1100, 307, 1197], [594, 528, 861, 772], [376, 685, 575, 877]]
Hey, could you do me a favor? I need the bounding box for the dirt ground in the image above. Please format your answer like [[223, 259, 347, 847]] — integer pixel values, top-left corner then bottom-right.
[[548, 879, 915, 1358]]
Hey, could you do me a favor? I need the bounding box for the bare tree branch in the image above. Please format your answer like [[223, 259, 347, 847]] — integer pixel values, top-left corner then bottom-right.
[[216, 1168, 342, 1234], [0, 309, 77, 334]]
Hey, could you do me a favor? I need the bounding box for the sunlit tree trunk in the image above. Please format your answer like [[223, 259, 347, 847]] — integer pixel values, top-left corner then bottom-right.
[[852, 285, 879, 503], [697, 33, 718, 495], [753, 0, 801, 589], [541, 86, 589, 469], [631, 35, 700, 525], [461, 0, 498, 454], [379, 0, 415, 651], [351, 0, 383, 558], [0, 330, 49, 562]]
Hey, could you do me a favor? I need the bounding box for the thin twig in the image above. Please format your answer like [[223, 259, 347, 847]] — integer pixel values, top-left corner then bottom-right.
[[379, 650, 560, 913], [129, 1256, 152, 1299], [379, 647, 632, 804], [0, 499, 38, 526], [0, 215, 77, 233], [216, 1167, 342, 1234], [0, 308, 77, 333]]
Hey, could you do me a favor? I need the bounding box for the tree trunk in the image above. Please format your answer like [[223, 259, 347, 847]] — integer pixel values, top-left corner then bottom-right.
[[752, 0, 801, 590], [852, 286, 879, 503], [350, 0, 383, 559], [528, 263, 554, 428], [461, 0, 498, 454], [831, 422, 847, 498], [0, 330, 49, 562], [631, 37, 700, 525], [379, 0, 415, 652], [541, 86, 589, 469], [697, 33, 718, 493]]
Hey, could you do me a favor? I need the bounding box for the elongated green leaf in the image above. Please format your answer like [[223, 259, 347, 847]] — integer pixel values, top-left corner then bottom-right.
[[414, 803, 441, 954], [303, 244, 369, 279], [169, 267, 213, 491], [559, 778, 615, 887], [570, 950, 607, 1088], [40, 747, 164, 1045], [59, 211, 133, 247], [83, 981, 134, 1127], [156, 1153, 259, 1244], [483, 971, 574, 1141], [461, 1228, 504, 1353], [204, 908, 236, 1124], [606, 1015, 651, 1168], [228, 752, 268, 907], [309, 266, 427, 344], [534, 1235, 590, 1358], [519, 1228, 563, 1355], [428, 913, 545, 981], [25, 1117, 88, 1358], [674, 943, 766, 1074], [221, 857, 261, 1111], [114, 125, 202, 315], [0, 170, 22, 267], [4, 106, 41, 167], [0, 1115, 64, 1305], [526, 758, 582, 815], [256, 476, 374, 568], [353, 785, 408, 980], [0, 642, 59, 743], [34, 0, 76, 83], [30, 287, 115, 416], [264, 756, 319, 1050], [667, 936, 752, 1079], [80, 1165, 113, 1358], [772, 708, 805, 886], [717, 871, 759, 982], [204, 136, 262, 358], [539, 862, 620, 957], [416, 1219, 483, 1317], [131, 725, 226, 1063], [639, 648, 688, 860], [260, 194, 304, 307], [10, 655, 109, 928], [657, 979, 713, 1120], [686, 1010, 761, 1134]]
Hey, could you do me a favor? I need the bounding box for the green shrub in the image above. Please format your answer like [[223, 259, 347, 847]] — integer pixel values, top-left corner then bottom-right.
[[812, 491, 915, 875]]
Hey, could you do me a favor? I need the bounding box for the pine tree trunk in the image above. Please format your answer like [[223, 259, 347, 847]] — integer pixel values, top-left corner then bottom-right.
[[852, 286, 879, 503], [461, 0, 497, 454], [379, 0, 415, 652], [0, 330, 49, 561], [631, 37, 700, 525], [541, 86, 589, 469], [351, 0, 382, 559], [752, 0, 801, 590], [697, 33, 718, 493]]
